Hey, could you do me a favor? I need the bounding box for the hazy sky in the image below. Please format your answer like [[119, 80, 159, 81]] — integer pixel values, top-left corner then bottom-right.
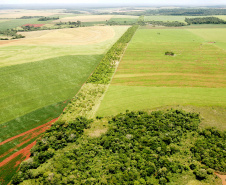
[[1, 0, 226, 5]]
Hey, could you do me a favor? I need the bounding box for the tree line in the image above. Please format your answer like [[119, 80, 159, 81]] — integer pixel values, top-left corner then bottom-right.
[[19, 16, 43, 19], [146, 20, 186, 27], [144, 8, 226, 16], [38, 17, 59, 21], [185, 17, 226, 24], [86, 25, 139, 84]]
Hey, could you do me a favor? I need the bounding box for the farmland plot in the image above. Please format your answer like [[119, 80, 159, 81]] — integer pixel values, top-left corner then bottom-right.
[[97, 27, 226, 128], [0, 25, 129, 185]]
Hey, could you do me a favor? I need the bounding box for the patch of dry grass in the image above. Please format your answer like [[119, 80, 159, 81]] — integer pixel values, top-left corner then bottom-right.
[[85, 119, 108, 138], [54, 15, 114, 23], [13, 26, 115, 46], [0, 26, 129, 67], [0, 9, 65, 18]]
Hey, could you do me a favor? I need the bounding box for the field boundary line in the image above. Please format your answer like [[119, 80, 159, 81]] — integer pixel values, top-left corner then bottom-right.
[[90, 26, 140, 118]]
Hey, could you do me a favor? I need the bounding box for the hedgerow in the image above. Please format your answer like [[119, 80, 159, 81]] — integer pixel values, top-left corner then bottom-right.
[[86, 25, 139, 84]]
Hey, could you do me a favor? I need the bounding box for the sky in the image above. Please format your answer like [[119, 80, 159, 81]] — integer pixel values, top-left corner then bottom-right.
[[1, 0, 226, 5]]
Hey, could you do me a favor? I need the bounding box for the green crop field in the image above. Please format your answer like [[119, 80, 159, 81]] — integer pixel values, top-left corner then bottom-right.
[[144, 15, 188, 22], [111, 29, 225, 87], [144, 15, 210, 23], [0, 55, 102, 125], [0, 19, 10, 23], [97, 27, 226, 130], [187, 28, 226, 50], [144, 15, 219, 23], [97, 86, 226, 123]]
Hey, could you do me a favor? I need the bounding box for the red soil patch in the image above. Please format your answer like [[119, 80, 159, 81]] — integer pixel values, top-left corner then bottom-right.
[[0, 117, 58, 146], [0, 117, 59, 185], [22, 24, 45, 28], [0, 138, 32, 158], [0, 141, 36, 168], [0, 117, 58, 168]]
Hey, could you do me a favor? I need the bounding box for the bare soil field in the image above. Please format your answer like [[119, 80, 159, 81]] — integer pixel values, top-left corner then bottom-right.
[[53, 15, 114, 22], [0, 9, 65, 18], [3, 26, 116, 46]]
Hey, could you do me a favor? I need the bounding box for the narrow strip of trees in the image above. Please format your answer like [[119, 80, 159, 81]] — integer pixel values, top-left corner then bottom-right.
[[38, 17, 59, 21], [87, 25, 139, 84]]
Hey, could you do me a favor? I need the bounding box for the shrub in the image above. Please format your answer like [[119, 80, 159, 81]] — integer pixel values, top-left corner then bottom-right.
[[194, 169, 208, 180], [165, 51, 174, 56]]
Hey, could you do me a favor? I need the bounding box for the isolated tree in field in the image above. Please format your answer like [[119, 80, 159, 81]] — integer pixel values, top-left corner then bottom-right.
[[165, 51, 174, 56]]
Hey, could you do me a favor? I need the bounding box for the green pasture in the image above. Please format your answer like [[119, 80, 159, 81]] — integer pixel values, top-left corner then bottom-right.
[[185, 24, 226, 29], [187, 28, 226, 50], [144, 15, 188, 22], [144, 15, 206, 23], [97, 85, 226, 118], [0, 19, 10, 23], [144, 15, 221, 23], [112, 29, 226, 88], [97, 27, 226, 130], [0, 26, 128, 67], [215, 15, 226, 20], [0, 54, 102, 125]]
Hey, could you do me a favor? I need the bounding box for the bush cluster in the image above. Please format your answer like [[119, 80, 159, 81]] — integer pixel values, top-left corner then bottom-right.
[[165, 51, 174, 56], [61, 84, 106, 119], [0, 29, 25, 39], [191, 127, 226, 171]]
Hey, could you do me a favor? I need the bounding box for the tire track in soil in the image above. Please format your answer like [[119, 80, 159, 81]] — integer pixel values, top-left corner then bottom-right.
[[0, 117, 59, 185], [0, 117, 58, 146]]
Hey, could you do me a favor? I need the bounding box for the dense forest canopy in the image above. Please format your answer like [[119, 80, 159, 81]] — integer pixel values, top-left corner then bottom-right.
[[97, 8, 226, 16], [12, 110, 226, 184], [185, 17, 226, 24], [144, 8, 226, 16]]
